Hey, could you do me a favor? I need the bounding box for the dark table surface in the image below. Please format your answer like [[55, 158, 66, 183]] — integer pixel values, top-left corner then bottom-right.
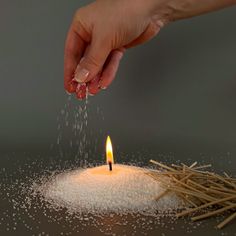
[[0, 145, 235, 236]]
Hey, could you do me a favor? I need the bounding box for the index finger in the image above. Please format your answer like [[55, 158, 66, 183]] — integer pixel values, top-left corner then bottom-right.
[[64, 26, 86, 93]]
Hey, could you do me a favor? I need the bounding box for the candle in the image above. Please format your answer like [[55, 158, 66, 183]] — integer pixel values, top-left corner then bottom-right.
[[37, 136, 182, 215]]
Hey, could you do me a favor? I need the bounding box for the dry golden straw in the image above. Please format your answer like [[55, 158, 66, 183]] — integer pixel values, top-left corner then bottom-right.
[[149, 159, 236, 229]]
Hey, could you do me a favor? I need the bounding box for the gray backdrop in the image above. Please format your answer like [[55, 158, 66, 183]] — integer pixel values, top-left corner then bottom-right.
[[0, 2, 236, 235], [0, 1, 236, 168]]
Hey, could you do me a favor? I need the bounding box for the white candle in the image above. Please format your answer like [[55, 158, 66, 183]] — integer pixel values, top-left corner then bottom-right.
[[41, 164, 182, 215], [37, 136, 182, 215]]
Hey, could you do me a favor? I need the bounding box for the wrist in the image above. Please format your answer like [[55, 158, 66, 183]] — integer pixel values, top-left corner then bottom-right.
[[146, 0, 236, 23], [140, 0, 174, 27]]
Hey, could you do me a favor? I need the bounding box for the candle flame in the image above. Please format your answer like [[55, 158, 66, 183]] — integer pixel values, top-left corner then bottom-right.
[[106, 136, 114, 164]]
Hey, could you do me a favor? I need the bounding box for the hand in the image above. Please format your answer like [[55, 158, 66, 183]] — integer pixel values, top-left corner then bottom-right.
[[64, 0, 165, 99], [64, 0, 236, 100]]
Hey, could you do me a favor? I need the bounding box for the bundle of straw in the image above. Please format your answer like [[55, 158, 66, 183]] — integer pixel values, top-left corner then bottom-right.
[[148, 160, 236, 229]]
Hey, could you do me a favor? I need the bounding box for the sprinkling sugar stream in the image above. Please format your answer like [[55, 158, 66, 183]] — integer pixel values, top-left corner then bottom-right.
[[51, 95, 105, 166]]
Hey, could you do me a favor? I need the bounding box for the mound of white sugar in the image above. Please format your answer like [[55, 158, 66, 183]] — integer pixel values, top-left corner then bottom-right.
[[38, 164, 183, 215]]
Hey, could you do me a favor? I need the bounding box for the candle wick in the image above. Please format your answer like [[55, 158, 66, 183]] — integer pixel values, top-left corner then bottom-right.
[[108, 162, 112, 171]]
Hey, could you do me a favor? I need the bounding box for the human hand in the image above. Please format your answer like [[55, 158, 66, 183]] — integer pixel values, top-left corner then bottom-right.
[[64, 0, 165, 99], [64, 0, 236, 99]]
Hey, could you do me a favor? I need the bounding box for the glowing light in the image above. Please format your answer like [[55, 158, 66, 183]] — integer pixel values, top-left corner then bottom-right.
[[106, 136, 114, 164]]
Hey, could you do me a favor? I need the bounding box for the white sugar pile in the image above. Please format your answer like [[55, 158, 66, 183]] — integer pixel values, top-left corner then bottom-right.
[[37, 164, 183, 216]]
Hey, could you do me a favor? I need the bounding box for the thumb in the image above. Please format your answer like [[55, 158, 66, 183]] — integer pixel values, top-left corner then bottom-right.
[[74, 37, 111, 83]]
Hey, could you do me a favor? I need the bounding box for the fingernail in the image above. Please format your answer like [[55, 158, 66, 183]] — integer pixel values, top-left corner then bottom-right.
[[76, 84, 81, 93], [88, 92, 94, 97], [76, 83, 86, 93], [98, 82, 106, 90], [76, 83, 87, 100], [74, 65, 90, 83], [66, 80, 77, 93]]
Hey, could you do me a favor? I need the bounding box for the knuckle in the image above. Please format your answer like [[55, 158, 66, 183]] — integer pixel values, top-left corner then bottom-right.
[[74, 7, 85, 20]]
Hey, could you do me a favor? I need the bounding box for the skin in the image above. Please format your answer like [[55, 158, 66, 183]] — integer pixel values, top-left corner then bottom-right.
[[64, 0, 236, 100]]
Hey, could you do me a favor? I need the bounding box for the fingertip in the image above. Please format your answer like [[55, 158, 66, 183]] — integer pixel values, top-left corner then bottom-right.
[[88, 92, 95, 97], [88, 87, 101, 96], [64, 80, 78, 93], [76, 83, 87, 100], [99, 80, 109, 90], [88, 75, 101, 96], [100, 85, 107, 90]]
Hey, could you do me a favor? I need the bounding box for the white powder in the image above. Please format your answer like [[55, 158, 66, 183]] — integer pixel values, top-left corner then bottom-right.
[[37, 164, 183, 216], [1, 162, 192, 235]]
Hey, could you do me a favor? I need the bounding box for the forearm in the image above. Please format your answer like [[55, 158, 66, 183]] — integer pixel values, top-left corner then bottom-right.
[[146, 0, 236, 24]]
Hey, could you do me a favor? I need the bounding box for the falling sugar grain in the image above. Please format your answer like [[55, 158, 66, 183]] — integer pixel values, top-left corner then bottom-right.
[[52, 95, 104, 163]]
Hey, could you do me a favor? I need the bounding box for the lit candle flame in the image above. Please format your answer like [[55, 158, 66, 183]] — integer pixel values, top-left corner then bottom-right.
[[106, 136, 114, 164]]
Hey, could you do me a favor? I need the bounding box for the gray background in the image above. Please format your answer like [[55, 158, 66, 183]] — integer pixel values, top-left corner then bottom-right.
[[0, 1, 236, 163], [0, 1, 236, 235]]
